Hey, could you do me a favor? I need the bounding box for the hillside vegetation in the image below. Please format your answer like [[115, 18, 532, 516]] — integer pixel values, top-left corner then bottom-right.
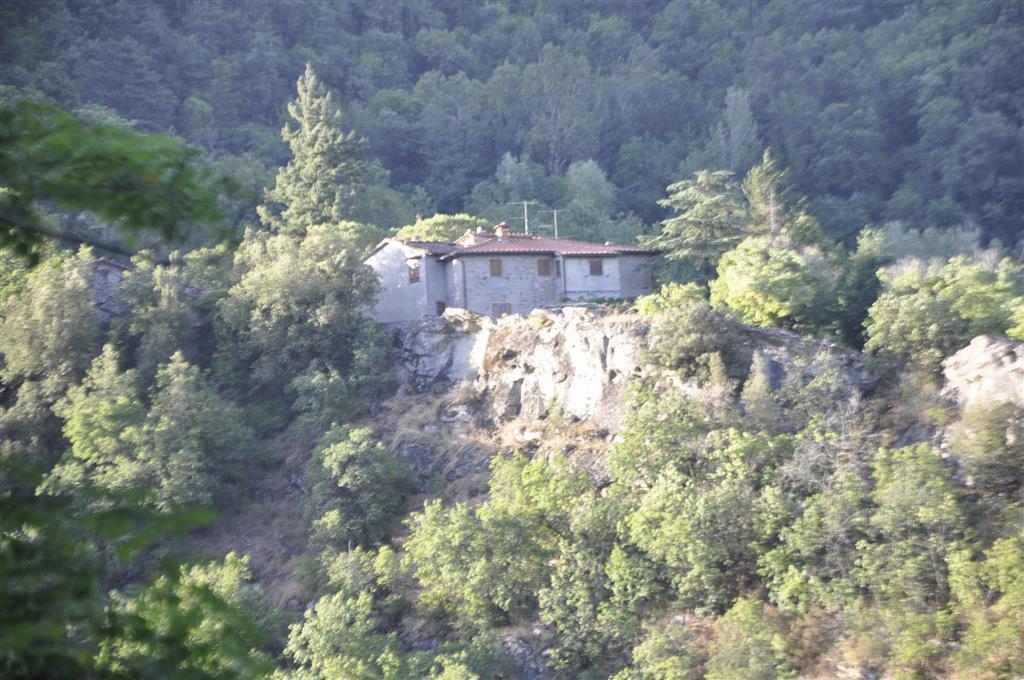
[[1, 1, 1023, 679]]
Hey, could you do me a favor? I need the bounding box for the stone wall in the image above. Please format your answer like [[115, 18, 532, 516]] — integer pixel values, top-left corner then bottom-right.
[[617, 254, 655, 298], [456, 255, 562, 316]]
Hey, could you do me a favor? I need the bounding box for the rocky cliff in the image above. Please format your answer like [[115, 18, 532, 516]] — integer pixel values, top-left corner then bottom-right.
[[397, 307, 873, 435], [942, 335, 1024, 409]]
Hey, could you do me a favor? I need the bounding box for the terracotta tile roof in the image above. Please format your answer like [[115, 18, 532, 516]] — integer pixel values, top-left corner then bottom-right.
[[437, 233, 657, 260], [373, 230, 658, 260]]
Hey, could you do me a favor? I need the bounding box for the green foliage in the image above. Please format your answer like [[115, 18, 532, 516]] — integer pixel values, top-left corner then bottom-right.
[[647, 296, 744, 378], [307, 427, 413, 549], [864, 256, 1024, 372], [118, 251, 199, 385], [405, 453, 591, 630], [141, 352, 260, 510], [648, 170, 751, 279], [948, 400, 1024, 498], [257, 64, 366, 238], [97, 553, 275, 678], [215, 225, 383, 427], [1, 458, 218, 678], [705, 598, 795, 680], [615, 615, 707, 680], [0, 247, 99, 462], [4, 1, 1022, 245], [46, 344, 146, 500], [393, 213, 490, 242], [634, 281, 705, 316], [855, 444, 965, 609], [710, 235, 842, 332], [284, 590, 408, 679], [762, 467, 870, 612], [741, 149, 826, 247], [0, 101, 227, 262], [607, 386, 712, 490], [952, 534, 1024, 678], [625, 466, 763, 613]]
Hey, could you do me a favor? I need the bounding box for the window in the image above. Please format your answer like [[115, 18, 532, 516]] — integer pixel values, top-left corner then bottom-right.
[[554, 259, 561, 276], [537, 258, 551, 277], [489, 258, 503, 277], [408, 259, 420, 283], [589, 258, 604, 276], [436, 301, 446, 316], [492, 302, 512, 317]]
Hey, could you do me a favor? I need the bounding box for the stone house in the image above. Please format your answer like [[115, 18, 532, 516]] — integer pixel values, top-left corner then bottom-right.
[[365, 223, 657, 323]]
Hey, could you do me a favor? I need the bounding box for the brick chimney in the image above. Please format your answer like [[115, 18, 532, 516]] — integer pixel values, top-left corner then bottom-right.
[[494, 222, 510, 240]]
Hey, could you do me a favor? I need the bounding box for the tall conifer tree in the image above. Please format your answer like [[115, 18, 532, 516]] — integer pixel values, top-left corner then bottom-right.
[[649, 170, 751, 280], [258, 64, 365, 237]]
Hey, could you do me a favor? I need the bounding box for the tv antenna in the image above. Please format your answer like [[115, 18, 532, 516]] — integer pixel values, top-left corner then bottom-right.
[[537, 209, 565, 238], [506, 200, 538, 234]]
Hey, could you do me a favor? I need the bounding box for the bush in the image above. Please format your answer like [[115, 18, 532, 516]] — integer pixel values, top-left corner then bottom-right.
[[864, 256, 1023, 372], [647, 297, 744, 379], [709, 236, 841, 333], [307, 427, 414, 548]]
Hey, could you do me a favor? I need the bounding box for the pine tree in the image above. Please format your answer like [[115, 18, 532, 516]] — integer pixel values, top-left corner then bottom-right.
[[742, 149, 788, 237], [257, 64, 366, 237], [650, 170, 751, 280]]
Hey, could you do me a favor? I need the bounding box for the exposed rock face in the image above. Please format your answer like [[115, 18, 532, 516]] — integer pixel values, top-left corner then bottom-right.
[[942, 335, 1024, 408], [401, 307, 651, 433], [400, 310, 492, 392], [398, 307, 873, 435]]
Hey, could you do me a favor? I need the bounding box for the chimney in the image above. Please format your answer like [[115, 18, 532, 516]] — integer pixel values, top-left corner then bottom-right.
[[494, 222, 510, 240]]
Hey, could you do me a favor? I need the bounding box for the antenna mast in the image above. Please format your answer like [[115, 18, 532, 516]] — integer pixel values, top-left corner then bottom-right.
[[538, 209, 564, 238], [507, 200, 538, 234]]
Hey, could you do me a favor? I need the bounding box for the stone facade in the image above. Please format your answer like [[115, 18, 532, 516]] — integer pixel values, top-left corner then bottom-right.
[[451, 254, 562, 316]]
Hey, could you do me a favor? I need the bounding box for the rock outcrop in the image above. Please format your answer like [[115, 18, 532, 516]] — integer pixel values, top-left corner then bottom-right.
[[398, 307, 872, 435], [942, 335, 1024, 409]]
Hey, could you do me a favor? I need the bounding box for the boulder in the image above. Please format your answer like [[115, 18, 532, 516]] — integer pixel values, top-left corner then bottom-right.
[[942, 335, 1024, 408]]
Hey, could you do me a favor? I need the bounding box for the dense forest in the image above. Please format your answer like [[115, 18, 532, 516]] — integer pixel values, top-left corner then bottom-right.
[[2, 0, 1023, 246], [2, 1, 1024, 679]]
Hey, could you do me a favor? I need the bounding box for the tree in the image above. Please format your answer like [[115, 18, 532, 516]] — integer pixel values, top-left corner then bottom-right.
[[705, 87, 761, 174], [709, 235, 842, 332], [625, 467, 763, 613], [307, 427, 414, 548], [0, 247, 100, 463], [393, 213, 491, 242], [705, 598, 795, 680], [258, 64, 366, 237], [215, 224, 381, 427], [405, 454, 590, 631], [648, 170, 751, 280], [742, 149, 789, 237], [97, 553, 275, 678], [118, 251, 198, 386], [141, 352, 259, 510], [864, 256, 1024, 373], [45, 345, 146, 501], [0, 101, 227, 263], [562, 159, 639, 244]]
